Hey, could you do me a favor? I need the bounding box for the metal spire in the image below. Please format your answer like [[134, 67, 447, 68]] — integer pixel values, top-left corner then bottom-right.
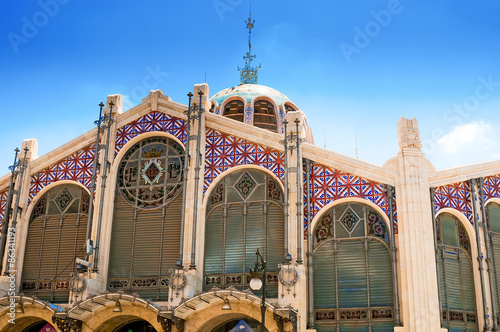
[[238, 4, 261, 84]]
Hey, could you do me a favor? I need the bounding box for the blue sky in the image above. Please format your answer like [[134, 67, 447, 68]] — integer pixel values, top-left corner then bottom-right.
[[1, 0, 500, 175]]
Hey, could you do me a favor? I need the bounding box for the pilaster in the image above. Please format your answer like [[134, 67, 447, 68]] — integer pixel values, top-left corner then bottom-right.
[[86, 94, 122, 296], [182, 83, 208, 296], [1, 139, 38, 294], [392, 117, 446, 331], [281, 111, 307, 330]]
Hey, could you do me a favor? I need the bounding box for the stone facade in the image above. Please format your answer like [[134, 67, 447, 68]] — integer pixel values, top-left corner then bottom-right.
[[0, 84, 499, 332]]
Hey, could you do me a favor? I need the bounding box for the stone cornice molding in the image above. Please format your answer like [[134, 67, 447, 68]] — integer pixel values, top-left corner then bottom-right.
[[302, 143, 396, 185], [429, 159, 500, 187]]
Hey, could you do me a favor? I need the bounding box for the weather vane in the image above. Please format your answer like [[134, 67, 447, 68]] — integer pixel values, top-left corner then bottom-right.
[[238, 3, 261, 84]]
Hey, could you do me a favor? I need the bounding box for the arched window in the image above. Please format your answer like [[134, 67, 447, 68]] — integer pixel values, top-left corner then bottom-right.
[[313, 202, 394, 331], [436, 213, 478, 330], [21, 184, 90, 302], [223, 100, 245, 122], [204, 169, 284, 297], [253, 100, 277, 132], [285, 103, 296, 113], [487, 202, 500, 322], [108, 137, 184, 300]]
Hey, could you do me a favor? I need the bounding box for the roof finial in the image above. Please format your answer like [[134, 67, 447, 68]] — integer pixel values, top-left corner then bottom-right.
[[238, 2, 261, 85]]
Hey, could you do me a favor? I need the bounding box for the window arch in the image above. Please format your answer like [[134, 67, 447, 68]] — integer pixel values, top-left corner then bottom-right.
[[487, 202, 500, 323], [21, 183, 90, 302], [203, 169, 284, 297], [253, 100, 277, 132], [313, 202, 394, 331], [108, 136, 184, 300], [435, 213, 478, 330], [285, 103, 296, 113], [222, 99, 245, 122]]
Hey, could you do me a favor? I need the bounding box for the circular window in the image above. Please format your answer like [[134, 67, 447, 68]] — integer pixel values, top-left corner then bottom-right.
[[118, 137, 184, 209]]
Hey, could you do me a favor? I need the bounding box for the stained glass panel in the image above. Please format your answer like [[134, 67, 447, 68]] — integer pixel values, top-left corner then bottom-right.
[[118, 137, 184, 209]]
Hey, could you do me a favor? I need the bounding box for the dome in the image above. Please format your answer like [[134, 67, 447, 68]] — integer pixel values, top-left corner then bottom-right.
[[209, 84, 314, 143], [211, 84, 293, 107]]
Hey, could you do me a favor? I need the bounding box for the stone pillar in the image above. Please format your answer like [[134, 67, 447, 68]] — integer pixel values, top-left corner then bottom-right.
[[392, 117, 446, 331], [278, 111, 307, 331], [85, 94, 122, 296], [181, 83, 208, 298], [0, 139, 38, 294]]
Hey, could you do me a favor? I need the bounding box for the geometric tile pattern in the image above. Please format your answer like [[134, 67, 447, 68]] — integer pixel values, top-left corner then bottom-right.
[[29, 145, 95, 202], [0, 191, 7, 226], [307, 163, 397, 234], [204, 129, 285, 191], [433, 181, 473, 222], [483, 175, 500, 202], [115, 111, 187, 155]]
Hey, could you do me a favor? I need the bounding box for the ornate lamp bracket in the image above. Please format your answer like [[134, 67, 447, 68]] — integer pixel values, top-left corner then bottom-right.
[[169, 261, 187, 301], [278, 260, 299, 298]]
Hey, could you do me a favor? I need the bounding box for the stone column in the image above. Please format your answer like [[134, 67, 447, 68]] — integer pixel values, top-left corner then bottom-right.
[[278, 111, 307, 331], [179, 83, 208, 302], [85, 94, 122, 296], [0, 139, 38, 294], [391, 117, 446, 331]]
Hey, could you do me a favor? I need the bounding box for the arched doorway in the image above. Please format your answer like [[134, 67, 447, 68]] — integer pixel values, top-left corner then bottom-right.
[[23, 321, 55, 332], [212, 318, 267, 332], [113, 319, 158, 332]]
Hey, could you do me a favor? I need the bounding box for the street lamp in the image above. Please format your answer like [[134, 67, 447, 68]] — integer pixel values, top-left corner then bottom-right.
[[249, 249, 267, 332]]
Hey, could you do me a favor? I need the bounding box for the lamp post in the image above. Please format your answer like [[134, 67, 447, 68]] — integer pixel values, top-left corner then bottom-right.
[[249, 249, 266, 332]]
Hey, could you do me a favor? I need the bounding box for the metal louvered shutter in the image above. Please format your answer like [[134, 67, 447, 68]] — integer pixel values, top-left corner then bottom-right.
[[108, 195, 134, 279], [438, 246, 478, 330], [108, 192, 181, 300], [245, 203, 266, 272], [266, 202, 285, 271], [22, 214, 89, 303], [204, 206, 224, 290], [314, 241, 337, 310], [224, 204, 245, 276], [490, 234, 500, 317], [368, 240, 393, 307], [337, 240, 368, 308]]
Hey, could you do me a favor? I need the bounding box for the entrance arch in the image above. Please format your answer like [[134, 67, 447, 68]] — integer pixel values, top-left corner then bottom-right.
[[94, 315, 158, 332], [212, 317, 267, 332], [173, 289, 281, 332], [66, 293, 162, 332], [0, 296, 61, 332]]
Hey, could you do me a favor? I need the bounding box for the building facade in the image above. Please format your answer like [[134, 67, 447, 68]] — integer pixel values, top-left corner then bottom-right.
[[0, 81, 499, 332]]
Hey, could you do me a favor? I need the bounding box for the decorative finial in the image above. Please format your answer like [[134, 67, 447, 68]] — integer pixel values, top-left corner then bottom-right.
[[237, 3, 261, 85]]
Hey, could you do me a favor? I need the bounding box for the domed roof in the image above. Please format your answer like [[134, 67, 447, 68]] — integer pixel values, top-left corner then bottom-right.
[[210, 84, 294, 108], [209, 83, 314, 144]]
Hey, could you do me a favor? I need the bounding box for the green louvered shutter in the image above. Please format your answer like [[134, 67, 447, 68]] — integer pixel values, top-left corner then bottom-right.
[[491, 234, 500, 317], [225, 204, 245, 277], [314, 241, 337, 332], [314, 241, 337, 310], [337, 240, 368, 308], [368, 240, 393, 307], [108, 192, 181, 300], [438, 247, 478, 330], [204, 206, 225, 290], [265, 202, 285, 298]]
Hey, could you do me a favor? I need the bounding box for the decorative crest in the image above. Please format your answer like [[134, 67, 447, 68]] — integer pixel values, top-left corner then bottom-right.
[[237, 6, 261, 84]]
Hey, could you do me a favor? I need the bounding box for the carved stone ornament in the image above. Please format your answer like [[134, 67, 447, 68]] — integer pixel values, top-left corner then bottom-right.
[[52, 316, 82, 332], [397, 117, 423, 149]]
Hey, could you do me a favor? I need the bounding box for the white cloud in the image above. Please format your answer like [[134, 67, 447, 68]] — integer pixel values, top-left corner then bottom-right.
[[437, 121, 495, 154], [429, 121, 499, 168]]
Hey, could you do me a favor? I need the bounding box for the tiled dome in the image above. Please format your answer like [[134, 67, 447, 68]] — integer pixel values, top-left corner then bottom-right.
[[210, 84, 313, 143]]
